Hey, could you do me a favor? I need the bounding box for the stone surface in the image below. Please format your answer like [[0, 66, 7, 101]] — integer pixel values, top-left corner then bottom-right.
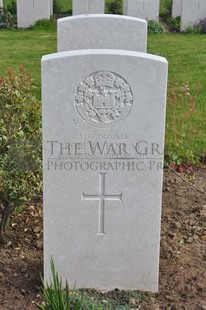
[[123, 0, 160, 21], [72, 0, 104, 15], [42, 49, 167, 292], [17, 0, 53, 29], [57, 15, 147, 53], [172, 0, 183, 18], [181, 0, 206, 31]]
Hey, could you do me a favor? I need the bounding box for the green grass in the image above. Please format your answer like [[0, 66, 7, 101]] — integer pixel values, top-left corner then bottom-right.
[[159, 0, 172, 16], [0, 29, 206, 156], [148, 34, 206, 110], [148, 34, 206, 155], [60, 0, 72, 13], [0, 29, 56, 97], [4, 0, 11, 6]]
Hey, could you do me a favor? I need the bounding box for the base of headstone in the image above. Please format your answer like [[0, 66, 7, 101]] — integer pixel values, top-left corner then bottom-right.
[[181, 0, 206, 31]]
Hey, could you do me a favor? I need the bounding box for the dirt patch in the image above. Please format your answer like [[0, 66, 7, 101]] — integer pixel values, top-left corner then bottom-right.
[[158, 167, 206, 310], [0, 203, 43, 309], [0, 168, 205, 309]]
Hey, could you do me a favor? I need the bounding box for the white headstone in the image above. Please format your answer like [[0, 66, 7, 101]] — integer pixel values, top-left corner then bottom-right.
[[57, 15, 147, 53], [72, 0, 104, 15], [172, 0, 183, 17], [123, 0, 160, 21], [42, 49, 168, 292], [17, 0, 53, 28], [181, 0, 206, 31], [0, 0, 3, 8]]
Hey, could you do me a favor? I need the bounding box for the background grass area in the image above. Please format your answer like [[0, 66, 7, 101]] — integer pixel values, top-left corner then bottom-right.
[[159, 0, 172, 16], [0, 0, 205, 157], [0, 30, 56, 96], [60, 0, 72, 12], [148, 34, 206, 154], [0, 30, 205, 155], [148, 34, 206, 110]]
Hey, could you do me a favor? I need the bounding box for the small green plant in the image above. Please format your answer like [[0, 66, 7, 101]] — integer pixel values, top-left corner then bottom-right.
[[67, 8, 72, 16], [184, 25, 201, 34], [53, 0, 62, 14], [196, 17, 206, 33], [105, 0, 122, 15], [0, 67, 42, 237], [33, 18, 56, 31], [39, 259, 103, 310], [166, 16, 181, 32], [184, 18, 206, 34], [6, 0, 16, 15], [0, 7, 16, 29], [39, 260, 149, 309], [165, 81, 201, 165], [148, 20, 166, 34]]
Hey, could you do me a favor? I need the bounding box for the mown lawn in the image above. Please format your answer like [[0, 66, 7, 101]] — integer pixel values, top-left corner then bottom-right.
[[148, 34, 206, 113], [148, 34, 206, 156], [0, 30, 206, 156], [0, 29, 56, 95]]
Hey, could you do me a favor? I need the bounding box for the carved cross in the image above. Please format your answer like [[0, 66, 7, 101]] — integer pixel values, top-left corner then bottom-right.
[[83, 173, 122, 235]]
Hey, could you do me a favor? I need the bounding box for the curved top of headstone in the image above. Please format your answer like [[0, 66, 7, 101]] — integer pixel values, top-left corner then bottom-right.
[[59, 13, 147, 23], [42, 48, 167, 66], [57, 14, 147, 53]]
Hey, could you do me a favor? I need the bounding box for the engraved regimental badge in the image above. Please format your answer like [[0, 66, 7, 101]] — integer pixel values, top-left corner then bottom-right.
[[74, 71, 133, 128]]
